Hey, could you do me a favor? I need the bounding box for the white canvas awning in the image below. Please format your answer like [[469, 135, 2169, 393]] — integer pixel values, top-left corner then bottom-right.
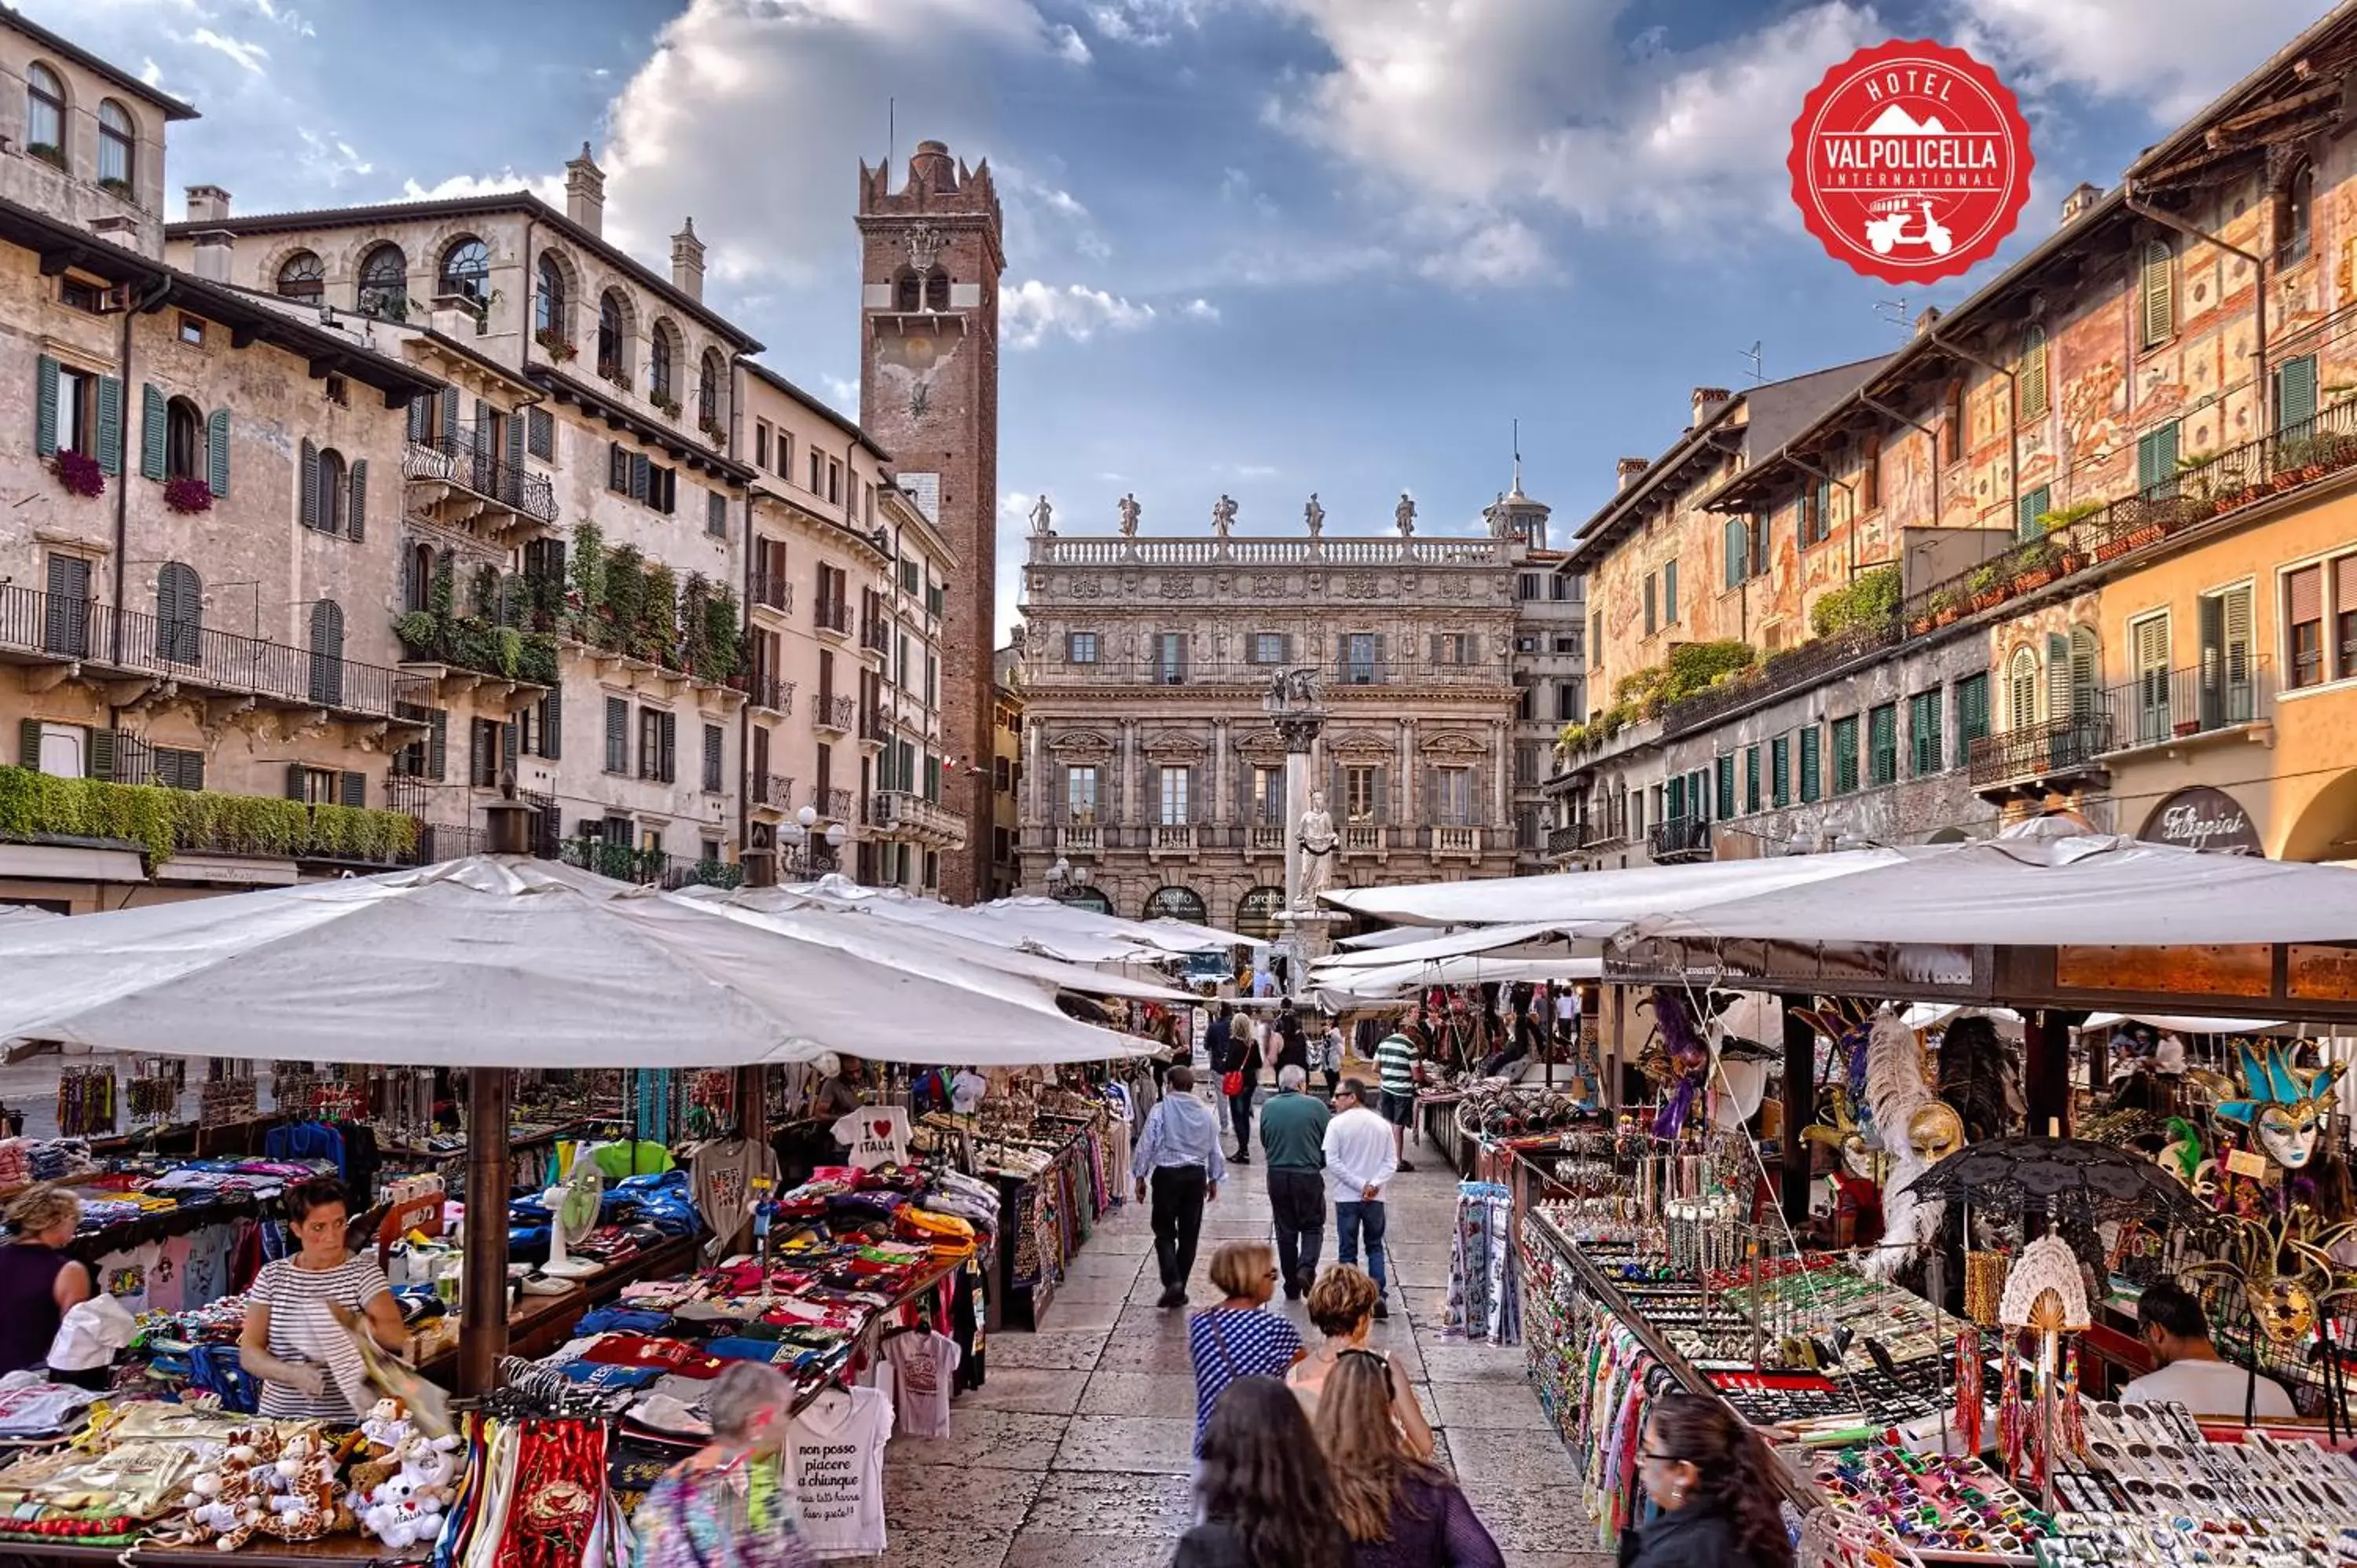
[[0, 857, 1153, 1068], [1310, 954, 1604, 1006], [2077, 1013, 2294, 1035], [1312, 922, 1582, 971], [1321, 848, 1905, 928], [1638, 825, 2357, 947]]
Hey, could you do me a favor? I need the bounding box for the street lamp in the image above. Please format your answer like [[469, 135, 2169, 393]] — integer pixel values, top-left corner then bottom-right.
[[1044, 855, 1073, 898]]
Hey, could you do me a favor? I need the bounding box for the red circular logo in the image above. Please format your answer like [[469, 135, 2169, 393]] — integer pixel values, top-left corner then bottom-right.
[[1788, 38, 2033, 284]]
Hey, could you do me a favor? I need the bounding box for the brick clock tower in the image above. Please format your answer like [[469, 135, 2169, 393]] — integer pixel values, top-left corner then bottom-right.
[[858, 139, 1004, 905]]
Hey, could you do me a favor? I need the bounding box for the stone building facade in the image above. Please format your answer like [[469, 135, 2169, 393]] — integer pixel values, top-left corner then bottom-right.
[[1014, 496, 1530, 931], [0, 13, 447, 910], [856, 141, 1003, 904], [990, 640, 1024, 899], [1494, 478, 1583, 871]]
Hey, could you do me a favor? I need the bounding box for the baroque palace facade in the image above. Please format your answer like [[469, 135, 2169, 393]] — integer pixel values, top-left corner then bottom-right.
[[1014, 484, 1580, 933], [0, 9, 968, 910], [1549, 2, 2357, 872]]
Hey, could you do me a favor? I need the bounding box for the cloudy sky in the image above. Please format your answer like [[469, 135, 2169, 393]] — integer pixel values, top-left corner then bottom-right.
[[47, 0, 2336, 633]]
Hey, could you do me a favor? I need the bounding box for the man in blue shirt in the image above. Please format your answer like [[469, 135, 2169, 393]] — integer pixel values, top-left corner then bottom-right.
[[1131, 1065, 1226, 1308]]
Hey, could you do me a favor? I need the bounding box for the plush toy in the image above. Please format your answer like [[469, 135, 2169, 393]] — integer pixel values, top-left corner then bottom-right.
[[359, 1474, 444, 1550], [350, 1429, 464, 1548], [259, 1431, 350, 1542], [181, 1428, 279, 1552], [359, 1397, 411, 1453]]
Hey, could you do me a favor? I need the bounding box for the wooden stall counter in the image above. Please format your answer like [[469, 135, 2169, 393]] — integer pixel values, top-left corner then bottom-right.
[[412, 1232, 699, 1382]]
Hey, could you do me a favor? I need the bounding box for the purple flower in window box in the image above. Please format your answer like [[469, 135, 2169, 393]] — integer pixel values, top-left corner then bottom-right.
[[51, 450, 104, 498], [163, 476, 214, 514]]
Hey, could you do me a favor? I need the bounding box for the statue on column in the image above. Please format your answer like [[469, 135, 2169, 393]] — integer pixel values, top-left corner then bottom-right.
[[1303, 493, 1325, 537], [1117, 493, 1142, 537], [1028, 494, 1054, 537], [1296, 789, 1340, 907], [1212, 493, 1238, 541], [1395, 492, 1417, 537]]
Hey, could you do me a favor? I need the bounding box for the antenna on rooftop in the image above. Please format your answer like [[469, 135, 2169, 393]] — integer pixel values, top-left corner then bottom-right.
[[1740, 342, 1765, 384], [888, 97, 896, 174], [1511, 417, 1522, 492], [1875, 297, 1912, 334]]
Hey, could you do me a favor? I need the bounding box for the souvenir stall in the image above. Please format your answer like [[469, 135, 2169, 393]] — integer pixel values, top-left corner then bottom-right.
[[0, 833, 1156, 1564]]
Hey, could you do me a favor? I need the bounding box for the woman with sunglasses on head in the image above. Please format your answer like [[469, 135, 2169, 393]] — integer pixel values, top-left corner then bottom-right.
[[1287, 1266, 1433, 1460], [1314, 1351, 1501, 1568], [1189, 1241, 1306, 1456], [1623, 1393, 1793, 1568], [1175, 1376, 1351, 1568]]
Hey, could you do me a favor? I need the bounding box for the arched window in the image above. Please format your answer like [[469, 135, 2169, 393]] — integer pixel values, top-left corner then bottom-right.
[[307, 599, 345, 706], [2279, 159, 2315, 266], [1142, 886, 1208, 924], [25, 64, 63, 158], [1233, 885, 1288, 942], [316, 447, 348, 534], [648, 321, 676, 403], [275, 250, 325, 303], [2018, 324, 2048, 420], [893, 270, 920, 311], [156, 562, 201, 665], [357, 244, 408, 319], [925, 273, 950, 311], [165, 397, 203, 482], [437, 236, 490, 302], [2008, 646, 2040, 730], [1055, 884, 1113, 914], [97, 101, 135, 189], [698, 349, 724, 426], [535, 252, 568, 338], [404, 543, 434, 614], [597, 290, 628, 379]]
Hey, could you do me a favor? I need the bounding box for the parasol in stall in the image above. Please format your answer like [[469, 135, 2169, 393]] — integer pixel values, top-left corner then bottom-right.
[[1897, 1135, 2220, 1230]]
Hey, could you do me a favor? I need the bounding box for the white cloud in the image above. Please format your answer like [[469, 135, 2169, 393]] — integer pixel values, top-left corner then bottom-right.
[[1955, 0, 2326, 120], [398, 170, 564, 205], [248, 0, 314, 37], [1415, 216, 1547, 286], [1000, 280, 1157, 348], [1050, 23, 1092, 63], [1182, 298, 1220, 321], [181, 27, 270, 73], [823, 374, 860, 408], [1087, 0, 1215, 46]]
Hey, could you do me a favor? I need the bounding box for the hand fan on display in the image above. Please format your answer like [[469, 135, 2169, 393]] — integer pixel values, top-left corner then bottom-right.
[[327, 1302, 453, 1438]]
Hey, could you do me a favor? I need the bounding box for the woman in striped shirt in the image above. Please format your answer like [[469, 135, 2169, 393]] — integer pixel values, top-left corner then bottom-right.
[[238, 1177, 409, 1422]]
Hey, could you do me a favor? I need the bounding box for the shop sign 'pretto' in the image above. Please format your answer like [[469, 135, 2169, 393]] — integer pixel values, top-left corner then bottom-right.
[[1788, 39, 2033, 284]]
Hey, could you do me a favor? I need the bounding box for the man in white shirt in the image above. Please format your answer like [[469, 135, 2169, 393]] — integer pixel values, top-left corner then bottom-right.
[[1322, 1077, 1401, 1320], [2120, 1280, 2296, 1419]]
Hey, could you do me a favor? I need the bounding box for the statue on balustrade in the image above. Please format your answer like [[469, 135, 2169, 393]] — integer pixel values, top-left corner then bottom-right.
[[1395, 493, 1417, 537], [1212, 493, 1238, 541], [1303, 493, 1325, 537], [1028, 494, 1054, 537], [1296, 789, 1340, 907], [1117, 493, 1142, 537]]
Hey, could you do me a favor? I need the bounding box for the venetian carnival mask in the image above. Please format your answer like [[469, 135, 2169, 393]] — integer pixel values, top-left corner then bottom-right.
[[1908, 1102, 1966, 1165], [2187, 1211, 2351, 1346], [2197, 1043, 2346, 1170], [1804, 1092, 1878, 1180]]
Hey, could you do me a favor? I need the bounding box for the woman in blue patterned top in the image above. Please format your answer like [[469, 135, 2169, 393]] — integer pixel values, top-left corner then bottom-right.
[[1189, 1241, 1305, 1454], [631, 1362, 812, 1568]]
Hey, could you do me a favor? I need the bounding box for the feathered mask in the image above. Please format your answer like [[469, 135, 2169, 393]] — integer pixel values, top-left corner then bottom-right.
[[2197, 1042, 2346, 1171]]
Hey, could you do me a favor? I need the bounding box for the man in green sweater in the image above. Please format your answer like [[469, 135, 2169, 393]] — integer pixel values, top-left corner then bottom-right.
[[1259, 1064, 1331, 1299]]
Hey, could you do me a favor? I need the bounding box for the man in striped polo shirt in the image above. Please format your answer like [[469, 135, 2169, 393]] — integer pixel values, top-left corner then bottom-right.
[[1373, 1006, 1423, 1174]]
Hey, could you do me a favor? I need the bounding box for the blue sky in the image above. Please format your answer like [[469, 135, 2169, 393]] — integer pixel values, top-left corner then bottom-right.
[[48, 0, 2337, 634]]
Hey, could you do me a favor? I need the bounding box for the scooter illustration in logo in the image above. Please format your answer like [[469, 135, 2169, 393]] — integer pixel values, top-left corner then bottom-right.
[[1864, 197, 1953, 257]]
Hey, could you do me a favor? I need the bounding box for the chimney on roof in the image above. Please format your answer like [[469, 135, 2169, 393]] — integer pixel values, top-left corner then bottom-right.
[[671, 218, 706, 302], [566, 143, 605, 236], [1915, 304, 1944, 336], [908, 139, 957, 193], [1691, 387, 1732, 427], [183, 186, 234, 282], [2061, 181, 2103, 225], [1616, 456, 1650, 493]]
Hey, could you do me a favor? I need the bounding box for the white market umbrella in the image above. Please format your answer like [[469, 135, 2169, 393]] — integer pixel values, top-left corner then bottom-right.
[[1313, 921, 1582, 971], [1320, 847, 1905, 928], [0, 856, 1153, 1068], [680, 885, 1195, 1004], [1639, 822, 2357, 947], [1311, 954, 1603, 1002]]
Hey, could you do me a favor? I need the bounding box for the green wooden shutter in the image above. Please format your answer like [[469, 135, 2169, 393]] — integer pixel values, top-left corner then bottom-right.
[[659, 711, 676, 782], [2278, 354, 2319, 434], [2016, 483, 2051, 540], [1771, 734, 1790, 807], [702, 723, 723, 793], [1663, 559, 1678, 623], [1743, 746, 1760, 814], [207, 408, 229, 498], [630, 452, 651, 503], [2141, 240, 2173, 346], [346, 459, 367, 541], [1798, 724, 1820, 803], [299, 438, 319, 529], [94, 376, 123, 475], [140, 383, 167, 479], [19, 718, 41, 767], [1666, 775, 1686, 822], [1715, 754, 1735, 818], [540, 687, 562, 760], [406, 395, 430, 444], [34, 354, 58, 458], [339, 771, 365, 808], [285, 763, 309, 800], [2047, 632, 2072, 725], [2137, 423, 2179, 497], [86, 727, 115, 782], [441, 387, 460, 449], [427, 709, 448, 780], [505, 409, 526, 479], [502, 716, 520, 778]]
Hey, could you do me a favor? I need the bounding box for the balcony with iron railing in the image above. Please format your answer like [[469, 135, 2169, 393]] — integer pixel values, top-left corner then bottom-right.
[[814, 599, 852, 638], [555, 835, 743, 889], [809, 785, 856, 821], [1659, 399, 2357, 741], [749, 573, 795, 616], [0, 584, 427, 724], [869, 790, 968, 848], [1545, 822, 1583, 858], [1648, 815, 1711, 863], [860, 616, 892, 657], [1967, 712, 2115, 793], [858, 707, 890, 747], [812, 694, 856, 734], [2099, 660, 2275, 755], [742, 673, 794, 716], [750, 773, 796, 814], [403, 426, 558, 532]]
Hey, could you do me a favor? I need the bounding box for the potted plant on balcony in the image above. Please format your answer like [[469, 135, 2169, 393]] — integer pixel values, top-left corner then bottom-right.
[[50, 449, 104, 499], [2011, 536, 2060, 594], [698, 414, 726, 444], [1967, 562, 2008, 612], [649, 390, 682, 419], [163, 476, 213, 515], [599, 365, 632, 393], [98, 176, 134, 200], [1930, 586, 1965, 628], [533, 327, 577, 362], [27, 142, 64, 170]]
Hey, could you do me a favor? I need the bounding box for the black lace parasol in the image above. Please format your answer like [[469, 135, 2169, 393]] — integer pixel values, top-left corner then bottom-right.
[[1896, 1135, 2219, 1230]]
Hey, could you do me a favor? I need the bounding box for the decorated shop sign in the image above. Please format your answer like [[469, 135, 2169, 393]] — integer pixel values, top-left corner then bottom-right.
[[2138, 787, 2263, 855]]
